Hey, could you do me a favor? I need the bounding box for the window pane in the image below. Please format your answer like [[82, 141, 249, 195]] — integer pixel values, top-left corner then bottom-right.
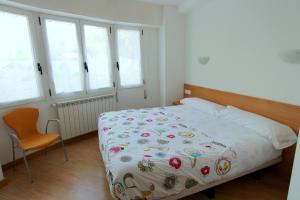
[[45, 19, 83, 94], [117, 29, 142, 87], [0, 10, 41, 104], [83, 25, 112, 90]]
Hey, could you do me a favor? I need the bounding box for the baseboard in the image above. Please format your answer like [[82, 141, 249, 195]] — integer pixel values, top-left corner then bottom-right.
[[0, 178, 7, 188], [2, 131, 98, 171]]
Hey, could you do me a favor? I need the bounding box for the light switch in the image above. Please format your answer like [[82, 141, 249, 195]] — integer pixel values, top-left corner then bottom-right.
[[185, 89, 192, 95]]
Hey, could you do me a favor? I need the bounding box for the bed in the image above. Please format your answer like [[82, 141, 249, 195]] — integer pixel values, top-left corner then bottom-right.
[[98, 102, 296, 200], [98, 84, 299, 200]]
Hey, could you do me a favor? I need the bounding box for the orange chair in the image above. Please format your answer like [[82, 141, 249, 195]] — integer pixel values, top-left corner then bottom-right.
[[3, 107, 68, 182]]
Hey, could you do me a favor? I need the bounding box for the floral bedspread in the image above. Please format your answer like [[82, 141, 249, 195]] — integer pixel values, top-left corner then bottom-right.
[[98, 107, 238, 200]]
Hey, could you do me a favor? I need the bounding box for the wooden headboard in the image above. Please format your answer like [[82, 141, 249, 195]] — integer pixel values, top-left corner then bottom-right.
[[184, 83, 300, 180]]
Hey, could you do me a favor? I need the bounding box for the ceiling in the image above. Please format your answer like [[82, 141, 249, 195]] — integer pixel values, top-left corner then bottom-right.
[[135, 0, 185, 6]]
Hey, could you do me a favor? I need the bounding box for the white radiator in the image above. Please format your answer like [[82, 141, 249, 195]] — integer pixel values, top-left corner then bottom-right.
[[54, 94, 116, 139]]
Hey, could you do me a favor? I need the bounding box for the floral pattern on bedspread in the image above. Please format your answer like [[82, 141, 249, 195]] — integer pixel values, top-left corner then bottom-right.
[[98, 107, 237, 200]]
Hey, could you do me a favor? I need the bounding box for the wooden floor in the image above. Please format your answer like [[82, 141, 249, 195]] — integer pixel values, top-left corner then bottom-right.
[[0, 135, 289, 200]]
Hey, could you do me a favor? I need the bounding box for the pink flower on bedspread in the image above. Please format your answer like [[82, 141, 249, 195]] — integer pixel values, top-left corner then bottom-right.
[[201, 166, 210, 176], [102, 127, 110, 132], [141, 132, 150, 137], [167, 134, 175, 139], [110, 147, 122, 153], [169, 157, 182, 169], [127, 118, 134, 121]]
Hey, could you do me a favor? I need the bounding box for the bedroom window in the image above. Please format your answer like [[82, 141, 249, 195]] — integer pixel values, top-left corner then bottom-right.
[[0, 8, 42, 105], [0, 5, 146, 104], [43, 17, 84, 96], [42, 16, 115, 98], [82, 23, 113, 91], [116, 28, 143, 88]]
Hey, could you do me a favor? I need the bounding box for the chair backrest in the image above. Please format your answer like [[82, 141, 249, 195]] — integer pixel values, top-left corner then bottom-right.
[[3, 107, 40, 140]]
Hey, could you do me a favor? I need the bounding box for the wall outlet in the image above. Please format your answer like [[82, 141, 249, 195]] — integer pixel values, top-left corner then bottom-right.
[[184, 89, 192, 95]]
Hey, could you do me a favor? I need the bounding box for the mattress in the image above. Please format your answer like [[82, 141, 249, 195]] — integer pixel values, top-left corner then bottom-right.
[[98, 105, 281, 200]]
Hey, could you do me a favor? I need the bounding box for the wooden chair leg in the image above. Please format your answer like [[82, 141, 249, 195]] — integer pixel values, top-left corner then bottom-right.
[[22, 150, 33, 183]]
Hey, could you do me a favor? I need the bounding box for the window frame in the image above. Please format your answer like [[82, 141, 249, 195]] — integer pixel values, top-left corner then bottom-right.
[[114, 25, 145, 89], [0, 5, 45, 108], [40, 14, 87, 100], [80, 20, 115, 95], [0, 4, 148, 107]]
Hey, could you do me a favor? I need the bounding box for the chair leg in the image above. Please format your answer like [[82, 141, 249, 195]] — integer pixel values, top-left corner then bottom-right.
[[60, 137, 68, 162], [22, 150, 33, 183], [11, 139, 16, 171]]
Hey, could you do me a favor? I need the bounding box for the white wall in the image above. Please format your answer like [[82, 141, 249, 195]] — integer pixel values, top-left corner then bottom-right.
[[8, 0, 163, 26], [186, 0, 300, 105], [288, 135, 300, 200], [160, 6, 186, 106]]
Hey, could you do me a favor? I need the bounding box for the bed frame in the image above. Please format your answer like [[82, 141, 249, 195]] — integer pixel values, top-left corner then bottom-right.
[[184, 83, 300, 180], [162, 157, 282, 200]]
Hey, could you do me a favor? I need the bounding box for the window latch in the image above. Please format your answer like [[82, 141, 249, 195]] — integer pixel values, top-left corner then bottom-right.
[[37, 63, 43, 75], [84, 62, 89, 72], [116, 62, 119, 71]]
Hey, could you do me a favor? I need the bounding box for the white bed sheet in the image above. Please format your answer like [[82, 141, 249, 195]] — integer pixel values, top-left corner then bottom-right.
[[98, 105, 281, 200], [170, 106, 282, 170]]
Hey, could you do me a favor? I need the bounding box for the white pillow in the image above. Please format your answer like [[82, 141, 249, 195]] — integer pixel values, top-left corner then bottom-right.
[[180, 97, 225, 115], [219, 106, 297, 149]]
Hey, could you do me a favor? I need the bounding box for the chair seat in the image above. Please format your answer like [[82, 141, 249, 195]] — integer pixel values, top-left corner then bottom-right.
[[19, 132, 60, 150]]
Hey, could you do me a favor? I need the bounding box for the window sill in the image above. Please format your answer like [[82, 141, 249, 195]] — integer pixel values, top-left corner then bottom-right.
[[118, 84, 145, 90], [0, 96, 46, 110], [51, 89, 115, 104]]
